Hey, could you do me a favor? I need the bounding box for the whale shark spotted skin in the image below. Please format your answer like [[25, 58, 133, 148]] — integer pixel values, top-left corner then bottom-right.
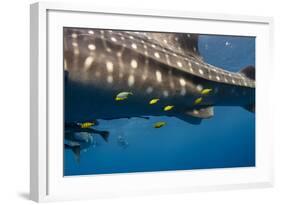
[[64, 28, 255, 124]]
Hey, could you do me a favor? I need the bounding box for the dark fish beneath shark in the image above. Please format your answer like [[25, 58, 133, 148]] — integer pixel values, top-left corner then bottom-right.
[[64, 28, 255, 133], [64, 122, 109, 162]]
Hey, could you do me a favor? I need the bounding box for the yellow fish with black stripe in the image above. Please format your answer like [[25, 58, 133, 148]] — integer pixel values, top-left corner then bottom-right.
[[79, 122, 95, 128]]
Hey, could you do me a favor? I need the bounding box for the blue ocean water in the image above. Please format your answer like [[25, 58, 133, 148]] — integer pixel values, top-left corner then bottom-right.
[[64, 35, 255, 176]]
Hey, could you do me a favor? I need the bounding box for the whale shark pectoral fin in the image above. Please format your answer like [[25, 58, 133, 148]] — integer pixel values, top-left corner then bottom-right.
[[175, 107, 214, 124], [185, 106, 214, 119]]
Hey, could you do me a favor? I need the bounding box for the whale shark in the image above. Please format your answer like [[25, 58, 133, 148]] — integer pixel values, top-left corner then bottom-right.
[[63, 28, 255, 127]]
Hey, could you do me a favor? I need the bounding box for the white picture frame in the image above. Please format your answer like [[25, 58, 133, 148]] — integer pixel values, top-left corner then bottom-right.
[[30, 2, 274, 202]]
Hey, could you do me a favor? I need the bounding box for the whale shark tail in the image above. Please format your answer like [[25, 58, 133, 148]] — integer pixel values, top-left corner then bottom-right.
[[239, 65, 255, 113]]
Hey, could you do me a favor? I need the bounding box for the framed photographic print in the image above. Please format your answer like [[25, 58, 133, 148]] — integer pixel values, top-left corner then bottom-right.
[[30, 2, 274, 202]]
